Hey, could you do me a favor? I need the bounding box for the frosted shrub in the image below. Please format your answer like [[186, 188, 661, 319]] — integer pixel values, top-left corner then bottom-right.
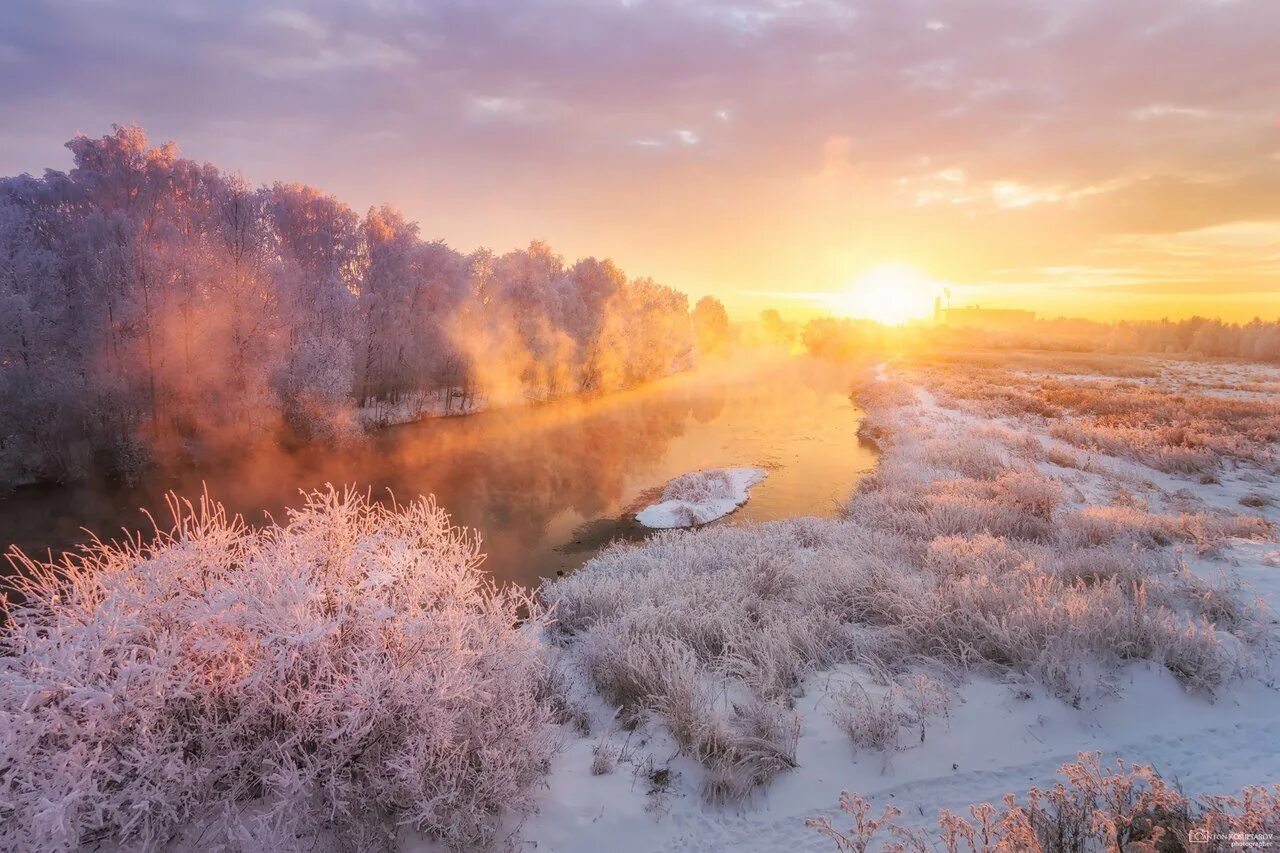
[[591, 741, 619, 775], [1058, 505, 1181, 548], [828, 683, 900, 756], [1058, 505, 1270, 551], [701, 698, 801, 804], [1054, 545, 1164, 587], [918, 435, 1009, 480], [810, 752, 1280, 852], [851, 372, 918, 444], [924, 533, 1029, 578], [574, 592, 803, 802], [806, 793, 913, 852], [661, 468, 737, 504], [1046, 444, 1089, 470], [1198, 786, 1280, 848], [899, 673, 951, 743], [583, 625, 712, 737], [0, 488, 554, 852], [1156, 615, 1247, 692], [991, 469, 1064, 520], [546, 525, 837, 799]]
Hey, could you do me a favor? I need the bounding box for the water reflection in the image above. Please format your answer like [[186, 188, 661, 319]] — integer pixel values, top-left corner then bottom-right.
[[0, 357, 876, 588]]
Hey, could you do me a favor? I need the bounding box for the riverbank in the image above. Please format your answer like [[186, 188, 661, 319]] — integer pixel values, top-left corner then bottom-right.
[[0, 356, 874, 589], [520, 354, 1280, 852], [5, 353, 1276, 852]]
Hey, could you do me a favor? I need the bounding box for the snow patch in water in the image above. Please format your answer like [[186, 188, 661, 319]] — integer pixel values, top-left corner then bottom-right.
[[635, 467, 767, 528]]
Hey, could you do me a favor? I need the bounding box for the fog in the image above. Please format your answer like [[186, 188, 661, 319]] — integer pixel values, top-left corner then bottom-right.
[[0, 125, 695, 491], [0, 356, 876, 587]]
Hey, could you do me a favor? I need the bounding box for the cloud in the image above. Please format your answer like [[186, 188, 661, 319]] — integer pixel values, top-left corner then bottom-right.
[[0, 0, 1277, 317]]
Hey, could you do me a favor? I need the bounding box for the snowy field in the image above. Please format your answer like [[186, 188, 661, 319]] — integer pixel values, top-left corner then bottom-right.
[[523, 354, 1280, 852]]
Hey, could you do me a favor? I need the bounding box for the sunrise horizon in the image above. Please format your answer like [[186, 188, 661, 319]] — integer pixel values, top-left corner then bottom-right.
[[12, 122, 1280, 326], [4, 1, 1278, 327]]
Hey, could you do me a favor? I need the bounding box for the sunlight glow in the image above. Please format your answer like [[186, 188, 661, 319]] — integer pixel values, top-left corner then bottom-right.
[[828, 263, 941, 325]]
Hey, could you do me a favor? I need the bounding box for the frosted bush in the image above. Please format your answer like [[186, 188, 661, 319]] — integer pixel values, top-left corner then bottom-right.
[[924, 533, 1029, 578], [583, 625, 712, 737], [899, 673, 951, 743], [0, 487, 554, 852], [806, 793, 914, 853], [828, 683, 900, 756], [662, 469, 737, 504], [1058, 505, 1270, 551], [591, 741, 618, 775], [990, 469, 1064, 520], [701, 698, 801, 804], [635, 467, 767, 528], [918, 435, 1010, 480], [809, 752, 1280, 852], [569, 573, 804, 802], [1046, 444, 1089, 470]]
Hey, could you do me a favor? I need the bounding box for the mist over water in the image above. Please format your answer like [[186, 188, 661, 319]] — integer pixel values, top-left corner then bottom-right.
[[0, 356, 875, 588]]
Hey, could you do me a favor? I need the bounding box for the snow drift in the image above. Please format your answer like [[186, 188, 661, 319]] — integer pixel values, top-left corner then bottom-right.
[[635, 467, 768, 528]]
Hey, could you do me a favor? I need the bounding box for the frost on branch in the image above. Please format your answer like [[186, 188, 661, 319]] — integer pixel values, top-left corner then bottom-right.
[[0, 487, 554, 851]]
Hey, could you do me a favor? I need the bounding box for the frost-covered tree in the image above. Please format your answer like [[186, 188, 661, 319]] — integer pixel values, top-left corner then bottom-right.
[[268, 183, 361, 440], [0, 177, 81, 485], [0, 124, 698, 488], [692, 294, 731, 354]]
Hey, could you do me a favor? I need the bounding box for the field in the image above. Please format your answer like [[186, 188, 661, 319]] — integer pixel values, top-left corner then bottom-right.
[[4, 351, 1278, 852], [526, 352, 1280, 852]]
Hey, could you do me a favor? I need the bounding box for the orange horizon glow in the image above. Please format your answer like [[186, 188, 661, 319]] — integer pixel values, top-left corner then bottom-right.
[[728, 281, 1280, 327], [821, 263, 942, 326]]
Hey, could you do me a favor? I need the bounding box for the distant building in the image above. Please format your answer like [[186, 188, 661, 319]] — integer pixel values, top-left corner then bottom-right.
[[933, 296, 1035, 330]]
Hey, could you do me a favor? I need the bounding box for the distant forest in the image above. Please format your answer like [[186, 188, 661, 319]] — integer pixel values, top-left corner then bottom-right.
[[0, 126, 704, 488], [796, 314, 1280, 364]]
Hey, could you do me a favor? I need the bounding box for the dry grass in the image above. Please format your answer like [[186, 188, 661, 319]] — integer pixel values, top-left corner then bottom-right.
[[913, 355, 1280, 476], [808, 752, 1280, 852], [544, 360, 1273, 797]]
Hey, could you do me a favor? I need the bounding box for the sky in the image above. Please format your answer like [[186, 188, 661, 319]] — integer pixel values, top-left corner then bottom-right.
[[1, 0, 1278, 323]]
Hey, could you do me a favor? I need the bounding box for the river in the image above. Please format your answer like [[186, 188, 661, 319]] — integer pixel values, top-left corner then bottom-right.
[[0, 357, 876, 589]]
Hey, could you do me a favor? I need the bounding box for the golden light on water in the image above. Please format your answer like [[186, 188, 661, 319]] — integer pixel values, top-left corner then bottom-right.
[[827, 263, 941, 325]]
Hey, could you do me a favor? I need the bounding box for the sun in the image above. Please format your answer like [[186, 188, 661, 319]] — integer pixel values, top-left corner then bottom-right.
[[829, 263, 941, 325]]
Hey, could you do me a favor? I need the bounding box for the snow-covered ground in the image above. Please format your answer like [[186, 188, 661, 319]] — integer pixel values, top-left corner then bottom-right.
[[355, 388, 486, 428], [635, 467, 768, 528], [518, 356, 1280, 853], [518, 666, 1280, 852], [14, 354, 1276, 852]]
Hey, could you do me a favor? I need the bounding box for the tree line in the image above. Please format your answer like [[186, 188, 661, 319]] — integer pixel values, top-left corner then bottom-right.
[[794, 314, 1280, 363], [0, 125, 699, 488]]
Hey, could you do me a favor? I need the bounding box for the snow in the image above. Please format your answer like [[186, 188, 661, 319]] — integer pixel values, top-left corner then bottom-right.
[[515, 356, 1280, 853], [18, 355, 1277, 852], [354, 388, 486, 428], [635, 467, 768, 528], [519, 664, 1280, 853]]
